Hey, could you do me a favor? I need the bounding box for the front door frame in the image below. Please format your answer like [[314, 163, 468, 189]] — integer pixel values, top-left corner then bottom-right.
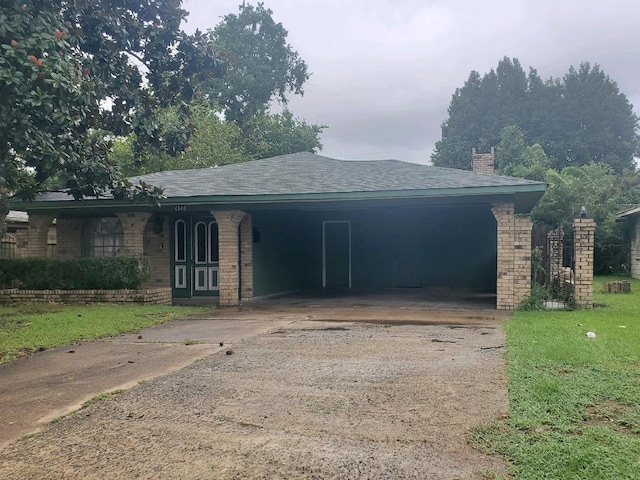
[[171, 216, 220, 298]]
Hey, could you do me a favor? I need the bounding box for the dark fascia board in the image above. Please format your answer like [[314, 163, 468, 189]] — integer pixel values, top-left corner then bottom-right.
[[616, 205, 640, 220], [11, 183, 546, 216]]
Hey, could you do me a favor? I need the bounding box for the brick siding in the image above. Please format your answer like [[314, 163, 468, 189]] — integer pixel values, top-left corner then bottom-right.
[[143, 214, 170, 288], [211, 210, 246, 306], [492, 202, 532, 310], [472, 148, 495, 174], [0, 288, 172, 305]]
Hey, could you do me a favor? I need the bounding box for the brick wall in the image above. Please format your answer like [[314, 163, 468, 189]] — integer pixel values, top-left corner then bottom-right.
[[472, 148, 495, 174], [143, 214, 170, 288], [55, 217, 84, 259], [26, 215, 55, 258], [514, 217, 533, 307], [492, 202, 532, 310], [0, 288, 172, 305], [573, 218, 595, 308], [211, 210, 246, 306], [239, 214, 254, 300], [116, 212, 151, 256], [492, 203, 514, 309]]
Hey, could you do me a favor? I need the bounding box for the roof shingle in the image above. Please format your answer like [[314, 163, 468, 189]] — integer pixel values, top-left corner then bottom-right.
[[126, 152, 542, 198]]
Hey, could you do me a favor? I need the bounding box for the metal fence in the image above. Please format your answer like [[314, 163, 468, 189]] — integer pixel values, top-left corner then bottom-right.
[[532, 224, 575, 302]]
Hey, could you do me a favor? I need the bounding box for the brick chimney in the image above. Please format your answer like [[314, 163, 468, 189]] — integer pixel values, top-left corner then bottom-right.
[[472, 147, 495, 174]]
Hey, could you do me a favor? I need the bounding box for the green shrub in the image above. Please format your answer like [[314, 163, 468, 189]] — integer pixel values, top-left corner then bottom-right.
[[0, 257, 150, 290]]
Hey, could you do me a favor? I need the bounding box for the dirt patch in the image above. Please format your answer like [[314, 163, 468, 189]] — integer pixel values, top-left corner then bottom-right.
[[583, 399, 638, 436], [0, 320, 509, 479]]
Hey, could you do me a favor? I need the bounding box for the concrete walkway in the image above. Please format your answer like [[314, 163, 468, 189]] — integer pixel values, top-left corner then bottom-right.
[[0, 314, 296, 448]]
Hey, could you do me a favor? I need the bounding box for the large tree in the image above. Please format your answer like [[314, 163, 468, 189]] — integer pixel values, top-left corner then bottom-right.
[[531, 163, 640, 274], [432, 58, 639, 173], [113, 2, 324, 176], [203, 2, 309, 125], [114, 105, 326, 176], [0, 0, 224, 235], [495, 125, 549, 181]]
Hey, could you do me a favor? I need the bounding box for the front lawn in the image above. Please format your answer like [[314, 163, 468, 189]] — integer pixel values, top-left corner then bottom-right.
[[0, 304, 204, 364], [474, 277, 640, 479]]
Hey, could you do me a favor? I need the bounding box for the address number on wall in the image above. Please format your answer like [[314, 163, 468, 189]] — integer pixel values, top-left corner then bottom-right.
[[174, 205, 187, 212]]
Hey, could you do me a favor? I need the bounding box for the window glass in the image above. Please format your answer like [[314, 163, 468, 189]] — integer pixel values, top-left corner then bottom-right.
[[82, 218, 124, 257], [195, 222, 206, 263], [209, 222, 219, 262], [175, 220, 186, 262]]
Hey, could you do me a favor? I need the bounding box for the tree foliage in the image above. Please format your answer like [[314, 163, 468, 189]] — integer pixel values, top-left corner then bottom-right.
[[114, 102, 247, 176], [115, 105, 325, 176], [204, 2, 309, 125], [0, 0, 224, 235], [530, 163, 640, 274], [113, 2, 324, 176], [496, 125, 549, 181], [432, 57, 639, 173], [238, 110, 324, 160]]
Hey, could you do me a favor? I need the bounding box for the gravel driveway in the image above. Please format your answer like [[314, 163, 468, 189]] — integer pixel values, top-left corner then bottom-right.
[[0, 317, 508, 479]]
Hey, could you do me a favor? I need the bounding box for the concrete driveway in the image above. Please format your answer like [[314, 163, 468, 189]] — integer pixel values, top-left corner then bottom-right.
[[0, 295, 509, 461]]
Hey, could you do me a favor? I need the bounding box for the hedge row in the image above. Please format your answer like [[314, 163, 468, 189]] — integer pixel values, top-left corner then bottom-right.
[[0, 257, 150, 290]]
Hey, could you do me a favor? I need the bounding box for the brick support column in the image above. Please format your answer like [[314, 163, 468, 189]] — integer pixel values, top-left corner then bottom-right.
[[239, 214, 253, 300], [211, 210, 246, 306], [573, 218, 595, 308], [513, 217, 533, 308], [492, 203, 515, 310], [26, 214, 54, 258], [116, 212, 152, 256]]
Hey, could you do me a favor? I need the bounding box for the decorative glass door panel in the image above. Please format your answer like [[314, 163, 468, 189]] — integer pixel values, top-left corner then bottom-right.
[[193, 221, 219, 293], [174, 220, 188, 290]]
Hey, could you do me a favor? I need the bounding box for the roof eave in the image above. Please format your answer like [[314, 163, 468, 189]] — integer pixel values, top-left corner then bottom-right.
[[11, 183, 546, 215]]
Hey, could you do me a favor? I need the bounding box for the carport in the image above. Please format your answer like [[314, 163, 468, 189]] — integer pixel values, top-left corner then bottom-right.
[[250, 203, 497, 296]]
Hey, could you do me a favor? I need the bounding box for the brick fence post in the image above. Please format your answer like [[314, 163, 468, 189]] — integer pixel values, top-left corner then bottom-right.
[[573, 218, 595, 308], [211, 210, 246, 306]]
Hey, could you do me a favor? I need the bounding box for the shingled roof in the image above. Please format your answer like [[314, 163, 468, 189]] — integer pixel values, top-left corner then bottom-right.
[[19, 152, 546, 213], [124, 152, 543, 197]]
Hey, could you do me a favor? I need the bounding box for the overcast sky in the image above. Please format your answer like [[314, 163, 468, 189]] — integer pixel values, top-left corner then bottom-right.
[[183, 0, 640, 165]]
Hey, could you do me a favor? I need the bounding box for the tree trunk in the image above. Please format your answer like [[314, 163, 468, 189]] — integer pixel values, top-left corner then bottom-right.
[[0, 191, 8, 238]]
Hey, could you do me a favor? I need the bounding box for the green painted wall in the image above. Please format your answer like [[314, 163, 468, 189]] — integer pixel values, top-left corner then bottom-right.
[[251, 205, 497, 297], [252, 210, 321, 296]]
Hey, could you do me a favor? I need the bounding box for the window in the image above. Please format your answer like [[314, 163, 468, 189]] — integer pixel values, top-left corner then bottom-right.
[[82, 218, 124, 257], [209, 222, 219, 262], [175, 220, 186, 262]]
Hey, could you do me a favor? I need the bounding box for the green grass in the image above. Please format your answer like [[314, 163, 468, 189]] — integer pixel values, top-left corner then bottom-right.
[[474, 277, 640, 479], [0, 304, 205, 364]]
